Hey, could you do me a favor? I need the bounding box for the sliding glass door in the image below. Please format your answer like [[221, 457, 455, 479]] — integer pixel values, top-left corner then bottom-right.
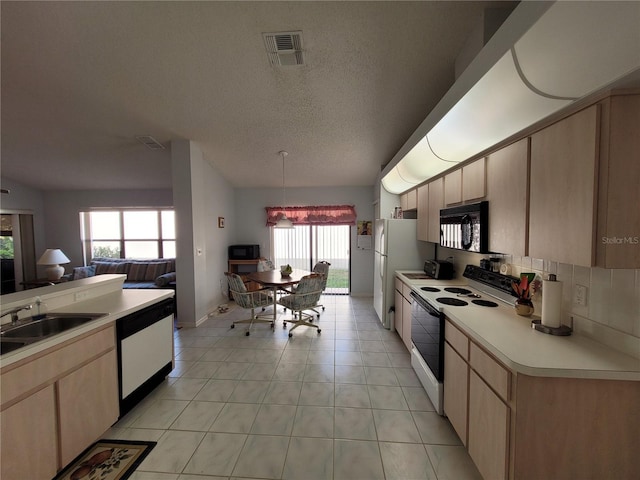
[[272, 225, 350, 294]]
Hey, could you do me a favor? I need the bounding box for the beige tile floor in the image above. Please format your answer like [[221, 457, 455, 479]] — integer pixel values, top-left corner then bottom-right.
[[105, 295, 482, 480]]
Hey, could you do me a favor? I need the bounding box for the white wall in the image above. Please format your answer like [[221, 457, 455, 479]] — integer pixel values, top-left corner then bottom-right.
[[172, 140, 236, 327], [234, 186, 375, 296]]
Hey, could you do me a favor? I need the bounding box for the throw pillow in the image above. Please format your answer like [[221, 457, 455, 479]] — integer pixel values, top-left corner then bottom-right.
[[155, 272, 177, 287], [127, 262, 148, 281], [72, 265, 96, 280]]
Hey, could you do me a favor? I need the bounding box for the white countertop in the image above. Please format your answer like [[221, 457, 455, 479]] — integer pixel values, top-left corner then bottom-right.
[[0, 288, 173, 368], [396, 271, 640, 381]]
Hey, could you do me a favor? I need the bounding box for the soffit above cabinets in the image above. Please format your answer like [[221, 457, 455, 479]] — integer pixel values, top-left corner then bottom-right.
[[382, 1, 640, 194]]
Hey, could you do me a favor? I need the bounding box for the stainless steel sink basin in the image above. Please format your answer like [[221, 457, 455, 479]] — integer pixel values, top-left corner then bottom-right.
[[0, 313, 106, 341], [0, 339, 30, 354]]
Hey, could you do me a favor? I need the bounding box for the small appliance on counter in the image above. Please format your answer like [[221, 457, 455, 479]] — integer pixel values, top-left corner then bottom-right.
[[423, 259, 454, 280]]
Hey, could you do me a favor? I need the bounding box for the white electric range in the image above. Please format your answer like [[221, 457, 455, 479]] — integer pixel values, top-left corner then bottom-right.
[[400, 265, 518, 415]]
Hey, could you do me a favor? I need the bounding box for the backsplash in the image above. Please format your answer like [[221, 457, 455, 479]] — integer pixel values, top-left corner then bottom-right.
[[437, 247, 640, 360]]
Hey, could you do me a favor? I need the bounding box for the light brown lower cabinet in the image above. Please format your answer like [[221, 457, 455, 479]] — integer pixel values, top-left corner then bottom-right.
[[443, 342, 468, 446], [444, 320, 640, 479], [58, 349, 119, 466], [0, 326, 119, 479], [468, 370, 509, 480], [394, 277, 413, 351], [0, 384, 58, 480]]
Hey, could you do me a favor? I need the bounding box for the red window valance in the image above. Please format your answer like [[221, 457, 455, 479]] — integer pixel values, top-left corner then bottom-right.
[[265, 205, 357, 226]]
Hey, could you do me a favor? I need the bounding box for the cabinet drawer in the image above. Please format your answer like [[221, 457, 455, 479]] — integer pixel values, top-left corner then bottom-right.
[[470, 343, 510, 401], [402, 283, 413, 299], [1, 325, 115, 406], [445, 320, 468, 360], [395, 277, 403, 293]]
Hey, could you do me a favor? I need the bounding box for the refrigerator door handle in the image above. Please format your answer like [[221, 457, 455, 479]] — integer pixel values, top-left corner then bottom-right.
[[380, 254, 386, 281]]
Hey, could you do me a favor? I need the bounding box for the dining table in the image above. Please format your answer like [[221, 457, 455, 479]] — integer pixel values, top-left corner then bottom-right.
[[246, 268, 311, 321]]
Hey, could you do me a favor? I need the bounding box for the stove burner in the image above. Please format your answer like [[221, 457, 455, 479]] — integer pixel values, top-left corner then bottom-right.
[[472, 299, 498, 307], [437, 297, 468, 306], [421, 287, 441, 292], [444, 287, 472, 295]]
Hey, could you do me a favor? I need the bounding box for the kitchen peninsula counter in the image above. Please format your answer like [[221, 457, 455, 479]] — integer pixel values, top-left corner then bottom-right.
[[1, 276, 174, 480], [0, 275, 173, 368], [396, 271, 640, 382]]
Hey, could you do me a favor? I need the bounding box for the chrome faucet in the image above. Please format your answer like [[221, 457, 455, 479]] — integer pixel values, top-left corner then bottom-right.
[[1, 304, 33, 325]]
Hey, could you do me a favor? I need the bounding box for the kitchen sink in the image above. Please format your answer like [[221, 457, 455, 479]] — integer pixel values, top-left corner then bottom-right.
[[0, 313, 107, 345], [0, 339, 30, 354]]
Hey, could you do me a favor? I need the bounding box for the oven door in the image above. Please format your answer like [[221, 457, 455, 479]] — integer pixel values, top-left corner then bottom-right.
[[410, 292, 444, 381]]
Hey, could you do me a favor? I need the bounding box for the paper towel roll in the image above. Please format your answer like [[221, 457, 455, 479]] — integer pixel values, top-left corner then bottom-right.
[[542, 279, 563, 328]]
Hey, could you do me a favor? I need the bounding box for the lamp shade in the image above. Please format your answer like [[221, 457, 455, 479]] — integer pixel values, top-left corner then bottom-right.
[[275, 215, 294, 229], [37, 249, 70, 265], [37, 249, 71, 281]]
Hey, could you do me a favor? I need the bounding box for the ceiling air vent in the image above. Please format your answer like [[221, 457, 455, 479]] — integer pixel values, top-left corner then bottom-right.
[[263, 31, 304, 66], [135, 135, 165, 150]]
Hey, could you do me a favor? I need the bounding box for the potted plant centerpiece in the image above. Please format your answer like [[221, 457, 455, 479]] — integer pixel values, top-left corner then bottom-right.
[[280, 264, 293, 277], [512, 273, 536, 316]]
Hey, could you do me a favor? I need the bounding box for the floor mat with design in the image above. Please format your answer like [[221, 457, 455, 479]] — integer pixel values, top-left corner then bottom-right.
[[53, 439, 155, 480]]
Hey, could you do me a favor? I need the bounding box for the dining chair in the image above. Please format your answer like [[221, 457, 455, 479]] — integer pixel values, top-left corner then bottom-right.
[[310, 261, 331, 314], [225, 272, 274, 336], [277, 273, 324, 337]]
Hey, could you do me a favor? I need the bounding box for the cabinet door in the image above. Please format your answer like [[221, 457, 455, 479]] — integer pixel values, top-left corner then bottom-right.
[[58, 350, 119, 466], [486, 139, 529, 256], [427, 179, 444, 243], [1, 385, 58, 480], [444, 342, 468, 446], [462, 158, 486, 202], [599, 95, 640, 268], [394, 287, 403, 338], [468, 371, 509, 480], [444, 169, 462, 206], [529, 105, 599, 266], [401, 189, 417, 211], [401, 294, 412, 351], [417, 184, 429, 241]]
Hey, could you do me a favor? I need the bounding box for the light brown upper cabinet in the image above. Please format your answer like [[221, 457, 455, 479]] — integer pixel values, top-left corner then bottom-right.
[[596, 94, 640, 268], [529, 105, 599, 266], [486, 139, 529, 257], [529, 94, 640, 268], [417, 183, 429, 242], [444, 169, 462, 206], [427, 178, 444, 244], [462, 158, 486, 202], [400, 189, 417, 211]]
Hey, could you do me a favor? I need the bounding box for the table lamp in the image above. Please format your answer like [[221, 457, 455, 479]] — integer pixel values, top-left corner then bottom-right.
[[37, 248, 71, 281]]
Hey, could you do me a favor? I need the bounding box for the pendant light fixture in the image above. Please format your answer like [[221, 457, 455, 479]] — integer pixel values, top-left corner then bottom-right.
[[275, 150, 294, 229]]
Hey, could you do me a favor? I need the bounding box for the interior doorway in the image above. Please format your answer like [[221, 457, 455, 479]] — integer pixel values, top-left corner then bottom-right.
[[1, 213, 36, 293], [272, 225, 350, 294]]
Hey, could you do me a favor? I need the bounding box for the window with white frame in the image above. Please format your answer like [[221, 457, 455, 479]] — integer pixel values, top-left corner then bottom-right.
[[80, 209, 175, 262]]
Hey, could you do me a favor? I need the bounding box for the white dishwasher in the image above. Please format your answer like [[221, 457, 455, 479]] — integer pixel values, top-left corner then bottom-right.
[[116, 298, 174, 416]]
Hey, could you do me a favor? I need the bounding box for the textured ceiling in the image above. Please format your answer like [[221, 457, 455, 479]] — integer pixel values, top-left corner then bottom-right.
[[1, 1, 508, 191]]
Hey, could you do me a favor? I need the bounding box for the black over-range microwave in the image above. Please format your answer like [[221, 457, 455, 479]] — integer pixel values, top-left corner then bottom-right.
[[440, 201, 488, 253], [228, 244, 260, 260]]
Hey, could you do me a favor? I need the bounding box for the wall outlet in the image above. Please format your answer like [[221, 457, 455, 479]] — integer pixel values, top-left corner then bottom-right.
[[573, 284, 588, 306]]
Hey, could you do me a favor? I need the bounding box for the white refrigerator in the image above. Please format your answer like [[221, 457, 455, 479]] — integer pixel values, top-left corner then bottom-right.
[[373, 219, 434, 329]]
